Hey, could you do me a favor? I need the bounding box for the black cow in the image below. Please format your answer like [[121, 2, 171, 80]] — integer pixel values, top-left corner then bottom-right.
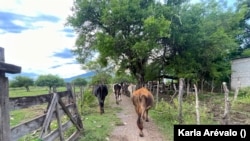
[[113, 83, 122, 104], [93, 84, 108, 114]]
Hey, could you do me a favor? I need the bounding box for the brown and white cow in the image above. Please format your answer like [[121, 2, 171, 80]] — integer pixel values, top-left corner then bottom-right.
[[131, 87, 154, 137]]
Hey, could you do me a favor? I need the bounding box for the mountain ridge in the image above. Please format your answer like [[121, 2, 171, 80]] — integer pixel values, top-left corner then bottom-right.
[[64, 71, 95, 82]]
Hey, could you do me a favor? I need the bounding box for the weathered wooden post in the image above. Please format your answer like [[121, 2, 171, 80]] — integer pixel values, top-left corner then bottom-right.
[[0, 47, 21, 141], [178, 78, 184, 124], [222, 82, 230, 125]]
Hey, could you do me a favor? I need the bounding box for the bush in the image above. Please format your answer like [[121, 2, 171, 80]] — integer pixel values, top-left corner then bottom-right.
[[78, 88, 97, 115], [238, 87, 250, 97]]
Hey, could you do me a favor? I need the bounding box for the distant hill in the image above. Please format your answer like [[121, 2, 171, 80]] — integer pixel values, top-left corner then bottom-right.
[[64, 71, 95, 82]]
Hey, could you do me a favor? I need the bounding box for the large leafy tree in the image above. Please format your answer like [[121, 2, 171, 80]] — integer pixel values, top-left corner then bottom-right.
[[35, 74, 65, 93], [67, 0, 174, 86], [162, 0, 246, 90], [67, 0, 247, 91], [235, 0, 250, 57], [10, 76, 34, 92]]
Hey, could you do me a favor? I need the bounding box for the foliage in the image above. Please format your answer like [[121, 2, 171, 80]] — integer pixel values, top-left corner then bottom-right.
[[241, 48, 250, 57], [66, 0, 173, 84], [35, 74, 65, 92], [165, 0, 246, 86], [66, 0, 249, 90], [89, 72, 112, 85], [78, 88, 97, 115], [236, 0, 250, 50], [10, 76, 34, 92], [78, 89, 122, 141], [72, 78, 88, 87], [233, 86, 250, 104], [111, 72, 136, 84], [150, 97, 216, 140]]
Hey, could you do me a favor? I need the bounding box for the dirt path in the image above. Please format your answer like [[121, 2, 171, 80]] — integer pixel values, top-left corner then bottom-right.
[[108, 93, 167, 141]]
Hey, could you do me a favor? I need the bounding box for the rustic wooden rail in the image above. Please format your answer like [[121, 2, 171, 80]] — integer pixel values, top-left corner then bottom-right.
[[0, 47, 83, 141], [10, 88, 84, 141]]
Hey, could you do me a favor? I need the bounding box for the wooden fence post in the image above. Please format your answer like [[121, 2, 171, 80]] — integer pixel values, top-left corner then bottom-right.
[[178, 78, 184, 124], [0, 47, 21, 141], [222, 82, 230, 125], [156, 81, 159, 108]]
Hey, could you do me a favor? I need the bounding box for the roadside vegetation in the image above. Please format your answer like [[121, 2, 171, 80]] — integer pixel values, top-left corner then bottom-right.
[[149, 87, 250, 141], [9, 85, 122, 141], [77, 89, 122, 140], [9, 84, 250, 141]]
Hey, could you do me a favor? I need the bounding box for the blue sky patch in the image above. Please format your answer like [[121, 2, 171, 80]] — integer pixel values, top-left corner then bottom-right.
[[0, 11, 60, 33], [53, 48, 74, 59]]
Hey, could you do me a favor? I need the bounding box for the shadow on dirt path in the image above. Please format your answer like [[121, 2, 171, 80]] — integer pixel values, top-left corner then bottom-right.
[[108, 93, 167, 141]]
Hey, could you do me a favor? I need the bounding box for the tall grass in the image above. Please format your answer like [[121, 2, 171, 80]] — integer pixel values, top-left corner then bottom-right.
[[150, 94, 220, 141]]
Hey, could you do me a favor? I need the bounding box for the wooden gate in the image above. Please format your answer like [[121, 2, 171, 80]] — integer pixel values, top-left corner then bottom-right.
[[0, 47, 84, 141]]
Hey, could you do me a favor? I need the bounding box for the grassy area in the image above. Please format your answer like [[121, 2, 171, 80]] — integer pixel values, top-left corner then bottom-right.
[[10, 104, 47, 127], [9, 86, 122, 140], [9, 86, 83, 141], [9, 85, 250, 141], [9, 86, 67, 97], [77, 89, 123, 141], [150, 87, 250, 141]]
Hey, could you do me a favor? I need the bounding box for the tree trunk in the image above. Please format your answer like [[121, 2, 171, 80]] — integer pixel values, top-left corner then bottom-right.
[[25, 86, 30, 92], [210, 79, 214, 93]]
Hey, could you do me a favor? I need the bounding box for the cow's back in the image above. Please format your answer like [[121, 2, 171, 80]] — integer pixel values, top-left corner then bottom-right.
[[114, 83, 121, 91], [101, 84, 108, 97], [93, 84, 108, 97], [132, 87, 154, 108]]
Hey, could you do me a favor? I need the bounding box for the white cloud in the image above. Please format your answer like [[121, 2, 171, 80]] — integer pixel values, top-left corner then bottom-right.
[[0, 0, 73, 18], [0, 0, 87, 79]]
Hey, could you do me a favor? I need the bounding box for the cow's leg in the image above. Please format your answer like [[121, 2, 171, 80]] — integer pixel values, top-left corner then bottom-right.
[[115, 92, 119, 105], [145, 109, 149, 122], [137, 115, 144, 137], [98, 97, 105, 114], [140, 96, 147, 121], [119, 92, 122, 101]]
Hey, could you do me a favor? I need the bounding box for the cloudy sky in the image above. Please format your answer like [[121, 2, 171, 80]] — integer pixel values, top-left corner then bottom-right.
[[0, 0, 236, 80], [0, 0, 88, 80]]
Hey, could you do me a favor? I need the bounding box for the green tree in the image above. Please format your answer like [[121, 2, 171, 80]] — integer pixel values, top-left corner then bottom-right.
[[66, 0, 173, 86], [10, 76, 34, 92], [90, 72, 112, 85], [162, 0, 246, 91], [67, 0, 246, 91], [35, 74, 65, 93], [235, 0, 250, 57], [72, 78, 88, 87], [112, 72, 136, 84]]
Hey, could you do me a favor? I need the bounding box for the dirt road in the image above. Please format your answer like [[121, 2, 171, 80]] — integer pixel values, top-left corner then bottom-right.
[[108, 93, 167, 141]]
